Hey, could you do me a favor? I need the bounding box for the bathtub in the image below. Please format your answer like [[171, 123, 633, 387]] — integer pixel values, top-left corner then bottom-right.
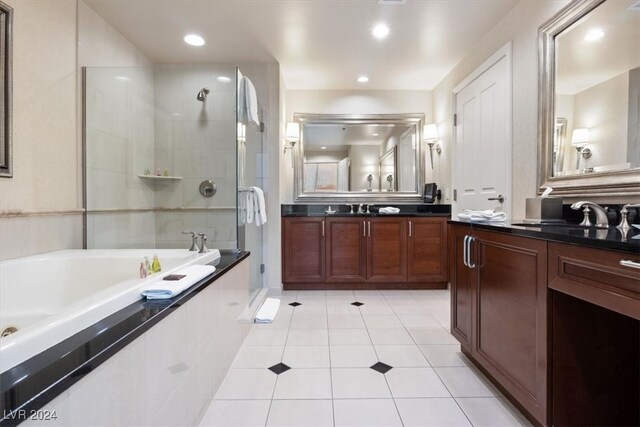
[[0, 248, 220, 373]]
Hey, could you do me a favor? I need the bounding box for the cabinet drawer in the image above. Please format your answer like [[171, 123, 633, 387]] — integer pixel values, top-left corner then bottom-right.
[[548, 242, 640, 320]]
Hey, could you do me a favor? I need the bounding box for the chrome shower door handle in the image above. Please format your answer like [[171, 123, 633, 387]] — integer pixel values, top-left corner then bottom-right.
[[488, 194, 505, 203]]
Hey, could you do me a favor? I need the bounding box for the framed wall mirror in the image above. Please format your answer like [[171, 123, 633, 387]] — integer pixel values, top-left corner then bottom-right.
[[0, 1, 12, 178], [538, 0, 640, 196], [293, 113, 425, 202]]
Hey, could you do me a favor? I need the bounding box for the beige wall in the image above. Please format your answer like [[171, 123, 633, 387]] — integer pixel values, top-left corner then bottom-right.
[[0, 0, 82, 260], [284, 89, 432, 202], [432, 0, 570, 219]]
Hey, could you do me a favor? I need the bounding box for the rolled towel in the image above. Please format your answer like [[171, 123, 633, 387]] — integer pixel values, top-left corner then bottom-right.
[[457, 209, 507, 222], [142, 265, 216, 300], [379, 207, 400, 214], [254, 297, 281, 324]]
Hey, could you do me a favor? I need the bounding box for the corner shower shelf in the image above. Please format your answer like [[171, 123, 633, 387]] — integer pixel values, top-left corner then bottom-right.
[[137, 175, 183, 181]]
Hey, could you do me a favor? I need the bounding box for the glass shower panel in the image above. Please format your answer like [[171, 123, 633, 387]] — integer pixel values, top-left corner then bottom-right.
[[84, 64, 239, 251], [236, 67, 264, 299]]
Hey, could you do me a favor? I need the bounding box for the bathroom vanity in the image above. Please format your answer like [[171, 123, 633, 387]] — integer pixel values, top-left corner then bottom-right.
[[449, 220, 640, 426], [281, 205, 450, 289]]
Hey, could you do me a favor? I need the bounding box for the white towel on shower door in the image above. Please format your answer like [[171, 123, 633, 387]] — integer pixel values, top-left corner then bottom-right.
[[142, 265, 216, 299], [251, 186, 267, 226], [242, 76, 260, 127]]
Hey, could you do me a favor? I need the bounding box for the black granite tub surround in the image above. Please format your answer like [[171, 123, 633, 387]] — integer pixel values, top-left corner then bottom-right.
[[0, 251, 249, 426], [281, 203, 451, 217], [449, 219, 639, 254]]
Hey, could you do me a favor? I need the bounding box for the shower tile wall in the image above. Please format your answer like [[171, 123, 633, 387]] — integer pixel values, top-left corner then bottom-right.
[[85, 66, 156, 248], [154, 65, 238, 250]]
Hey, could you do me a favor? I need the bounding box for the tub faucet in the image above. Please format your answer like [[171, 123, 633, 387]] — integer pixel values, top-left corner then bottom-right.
[[182, 231, 199, 251], [570, 201, 609, 228], [198, 233, 209, 254]]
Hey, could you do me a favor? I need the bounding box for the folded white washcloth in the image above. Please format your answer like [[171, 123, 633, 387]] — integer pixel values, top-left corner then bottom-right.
[[379, 207, 400, 214], [254, 297, 281, 324], [457, 209, 507, 222], [142, 265, 216, 299]]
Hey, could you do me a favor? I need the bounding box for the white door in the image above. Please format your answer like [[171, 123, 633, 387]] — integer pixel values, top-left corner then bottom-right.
[[453, 44, 511, 218]]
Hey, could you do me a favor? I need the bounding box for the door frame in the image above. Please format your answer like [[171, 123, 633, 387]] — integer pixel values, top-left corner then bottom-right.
[[452, 41, 513, 218]]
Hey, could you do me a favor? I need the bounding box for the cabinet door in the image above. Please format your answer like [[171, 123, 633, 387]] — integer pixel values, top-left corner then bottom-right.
[[473, 230, 548, 424], [449, 224, 473, 350], [366, 217, 407, 282], [282, 217, 325, 283], [407, 217, 448, 282], [326, 217, 366, 283]]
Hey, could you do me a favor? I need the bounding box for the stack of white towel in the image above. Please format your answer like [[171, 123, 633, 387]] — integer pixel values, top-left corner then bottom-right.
[[379, 207, 400, 214], [457, 209, 507, 222], [142, 265, 216, 300], [245, 186, 267, 227]]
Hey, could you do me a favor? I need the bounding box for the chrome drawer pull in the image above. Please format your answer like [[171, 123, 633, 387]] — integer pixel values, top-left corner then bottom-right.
[[619, 260, 640, 270], [467, 236, 476, 269]]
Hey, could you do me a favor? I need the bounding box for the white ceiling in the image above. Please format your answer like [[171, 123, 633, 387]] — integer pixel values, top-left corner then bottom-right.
[[84, 0, 519, 90], [556, 0, 640, 95], [304, 123, 411, 151]]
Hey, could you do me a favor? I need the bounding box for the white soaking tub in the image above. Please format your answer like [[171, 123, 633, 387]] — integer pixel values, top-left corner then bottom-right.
[[0, 248, 220, 373]]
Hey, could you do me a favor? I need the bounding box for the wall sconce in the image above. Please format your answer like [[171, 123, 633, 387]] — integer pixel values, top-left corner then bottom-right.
[[424, 124, 441, 169], [284, 122, 299, 154], [571, 128, 591, 170]]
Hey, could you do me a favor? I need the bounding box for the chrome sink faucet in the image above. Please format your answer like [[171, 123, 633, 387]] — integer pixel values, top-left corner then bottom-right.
[[570, 201, 610, 228], [617, 203, 640, 232], [358, 204, 365, 214], [198, 233, 209, 254], [182, 231, 199, 251]]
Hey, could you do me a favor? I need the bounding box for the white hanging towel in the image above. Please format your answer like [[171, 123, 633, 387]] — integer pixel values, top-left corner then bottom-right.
[[242, 76, 260, 127], [245, 190, 254, 225], [251, 186, 267, 226], [254, 297, 281, 324]]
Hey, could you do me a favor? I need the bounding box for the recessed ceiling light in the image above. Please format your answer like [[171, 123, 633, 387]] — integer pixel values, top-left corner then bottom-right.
[[372, 133, 379, 136], [372, 23, 390, 40], [357, 76, 369, 83], [217, 76, 231, 83], [321, 146, 327, 150], [584, 28, 604, 41], [184, 34, 205, 46]]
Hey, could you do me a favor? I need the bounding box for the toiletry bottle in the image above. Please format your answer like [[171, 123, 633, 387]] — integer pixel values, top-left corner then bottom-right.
[[163, 169, 169, 177], [156, 168, 161, 176], [144, 257, 152, 275], [151, 255, 162, 273], [139, 262, 147, 279]]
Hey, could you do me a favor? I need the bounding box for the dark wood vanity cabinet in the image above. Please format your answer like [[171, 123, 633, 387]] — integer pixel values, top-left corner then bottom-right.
[[325, 217, 367, 283], [449, 224, 549, 425], [282, 217, 325, 283], [283, 216, 447, 289]]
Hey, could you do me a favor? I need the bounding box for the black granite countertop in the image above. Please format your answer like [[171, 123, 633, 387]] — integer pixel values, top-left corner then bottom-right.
[[449, 219, 640, 254], [0, 251, 249, 426], [281, 204, 451, 218]]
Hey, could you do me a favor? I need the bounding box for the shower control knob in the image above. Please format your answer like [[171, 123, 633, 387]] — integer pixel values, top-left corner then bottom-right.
[[199, 180, 217, 198]]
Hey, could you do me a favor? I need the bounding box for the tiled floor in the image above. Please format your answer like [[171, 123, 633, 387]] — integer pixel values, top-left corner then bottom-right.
[[200, 290, 531, 427]]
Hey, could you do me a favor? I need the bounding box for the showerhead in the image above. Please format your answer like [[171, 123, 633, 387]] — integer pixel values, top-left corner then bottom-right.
[[197, 88, 210, 102]]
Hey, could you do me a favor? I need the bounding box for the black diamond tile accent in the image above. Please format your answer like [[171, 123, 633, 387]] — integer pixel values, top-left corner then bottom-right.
[[370, 362, 393, 374], [268, 363, 291, 375], [351, 301, 364, 307], [289, 302, 302, 307]]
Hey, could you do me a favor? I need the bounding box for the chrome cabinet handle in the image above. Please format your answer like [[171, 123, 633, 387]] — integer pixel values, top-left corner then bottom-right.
[[488, 194, 505, 203], [463, 235, 469, 268], [620, 260, 640, 270], [467, 236, 476, 268], [363, 220, 366, 237], [409, 221, 412, 238], [322, 220, 325, 237], [368, 221, 371, 237]]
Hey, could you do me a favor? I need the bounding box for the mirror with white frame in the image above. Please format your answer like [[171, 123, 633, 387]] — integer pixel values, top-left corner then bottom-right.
[[293, 114, 425, 202], [538, 0, 640, 196]]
